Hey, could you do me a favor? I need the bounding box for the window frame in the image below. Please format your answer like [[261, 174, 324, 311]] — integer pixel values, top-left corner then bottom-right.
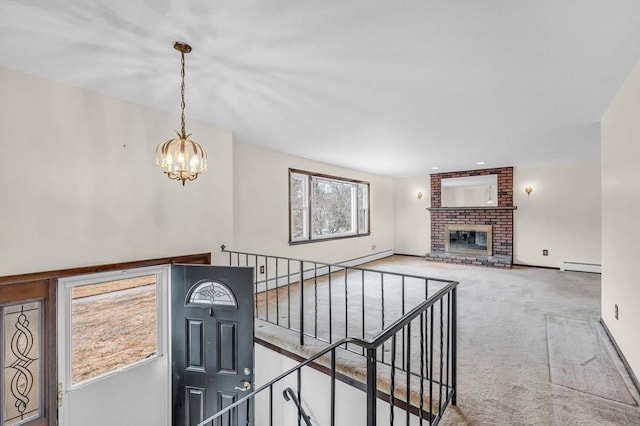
[[288, 168, 370, 244], [58, 265, 168, 390]]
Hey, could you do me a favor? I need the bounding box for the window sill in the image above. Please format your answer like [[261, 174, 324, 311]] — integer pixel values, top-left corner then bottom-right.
[[289, 233, 371, 245]]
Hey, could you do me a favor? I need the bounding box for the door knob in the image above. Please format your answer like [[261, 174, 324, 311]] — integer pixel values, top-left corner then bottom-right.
[[235, 380, 252, 392]]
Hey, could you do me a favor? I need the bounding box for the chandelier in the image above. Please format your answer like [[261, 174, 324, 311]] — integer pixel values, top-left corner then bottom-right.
[[155, 42, 207, 185]]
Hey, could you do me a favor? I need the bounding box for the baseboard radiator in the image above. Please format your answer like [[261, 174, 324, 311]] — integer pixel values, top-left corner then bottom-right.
[[560, 261, 601, 274]]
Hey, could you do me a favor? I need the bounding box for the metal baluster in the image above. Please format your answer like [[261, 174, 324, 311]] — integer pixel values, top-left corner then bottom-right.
[[402, 276, 406, 371], [288, 260, 291, 329], [452, 286, 458, 406], [429, 306, 434, 423], [425, 278, 428, 300], [406, 322, 411, 426], [314, 263, 318, 339], [329, 265, 333, 343], [269, 385, 273, 426], [276, 258, 279, 326], [390, 334, 396, 426], [366, 348, 377, 426], [439, 298, 444, 416], [344, 267, 348, 348], [297, 370, 302, 426], [419, 312, 425, 426], [361, 269, 365, 355], [299, 260, 305, 345], [381, 273, 385, 364], [265, 256, 269, 323], [331, 348, 336, 426], [445, 292, 450, 405]]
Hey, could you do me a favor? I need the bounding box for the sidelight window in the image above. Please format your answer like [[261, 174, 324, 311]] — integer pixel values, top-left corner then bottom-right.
[[2, 301, 43, 426]]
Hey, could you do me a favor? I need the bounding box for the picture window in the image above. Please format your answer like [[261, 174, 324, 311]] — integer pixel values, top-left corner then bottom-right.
[[289, 169, 370, 243]]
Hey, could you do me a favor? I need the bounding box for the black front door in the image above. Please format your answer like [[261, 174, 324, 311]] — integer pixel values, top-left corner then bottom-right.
[[171, 265, 254, 426]]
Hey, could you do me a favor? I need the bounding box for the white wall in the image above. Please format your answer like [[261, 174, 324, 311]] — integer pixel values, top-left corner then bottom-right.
[[0, 66, 600, 275], [392, 163, 601, 264], [233, 142, 394, 263], [513, 160, 601, 268], [601, 60, 640, 380], [0, 67, 234, 275], [393, 176, 430, 256]]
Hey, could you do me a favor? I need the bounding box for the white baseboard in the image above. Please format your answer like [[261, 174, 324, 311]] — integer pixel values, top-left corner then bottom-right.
[[255, 249, 394, 293], [338, 249, 394, 267], [560, 261, 601, 274]]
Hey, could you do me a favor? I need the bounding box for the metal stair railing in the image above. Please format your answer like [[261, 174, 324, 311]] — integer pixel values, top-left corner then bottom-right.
[[283, 387, 313, 426], [197, 280, 458, 426], [220, 246, 454, 354]]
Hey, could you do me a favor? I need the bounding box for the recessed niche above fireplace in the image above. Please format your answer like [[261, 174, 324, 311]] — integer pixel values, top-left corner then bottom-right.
[[445, 224, 492, 256], [441, 175, 498, 208]]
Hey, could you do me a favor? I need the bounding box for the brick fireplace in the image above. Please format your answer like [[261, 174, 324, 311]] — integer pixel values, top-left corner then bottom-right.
[[426, 167, 515, 268]]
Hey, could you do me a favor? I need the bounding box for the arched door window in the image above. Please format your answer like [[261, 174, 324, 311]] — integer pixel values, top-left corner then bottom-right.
[[185, 280, 237, 309]]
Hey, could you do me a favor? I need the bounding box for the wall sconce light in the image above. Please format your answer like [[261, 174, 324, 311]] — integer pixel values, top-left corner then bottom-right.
[[417, 191, 424, 200], [525, 186, 533, 197]]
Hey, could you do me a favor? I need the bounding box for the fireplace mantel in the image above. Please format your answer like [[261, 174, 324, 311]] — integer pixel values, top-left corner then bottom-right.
[[427, 206, 517, 211]]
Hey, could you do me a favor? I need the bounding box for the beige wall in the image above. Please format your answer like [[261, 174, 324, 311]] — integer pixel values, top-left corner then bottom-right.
[[393, 176, 430, 256], [0, 67, 234, 275], [392, 163, 601, 264], [601, 60, 640, 379], [0, 66, 607, 292], [513, 160, 601, 267], [233, 142, 394, 263]]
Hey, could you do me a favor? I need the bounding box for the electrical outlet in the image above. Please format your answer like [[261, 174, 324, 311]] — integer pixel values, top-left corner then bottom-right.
[[372, 245, 377, 251], [259, 265, 265, 274], [542, 249, 548, 256], [615, 304, 619, 320]]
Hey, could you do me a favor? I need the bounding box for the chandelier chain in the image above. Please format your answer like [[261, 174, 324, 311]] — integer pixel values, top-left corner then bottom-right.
[[180, 51, 186, 139]]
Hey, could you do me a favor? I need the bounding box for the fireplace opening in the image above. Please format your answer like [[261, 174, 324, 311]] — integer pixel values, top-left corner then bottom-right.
[[445, 224, 492, 256]]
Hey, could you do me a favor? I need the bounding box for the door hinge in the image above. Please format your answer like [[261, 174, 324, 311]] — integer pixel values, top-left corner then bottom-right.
[[57, 382, 63, 408]]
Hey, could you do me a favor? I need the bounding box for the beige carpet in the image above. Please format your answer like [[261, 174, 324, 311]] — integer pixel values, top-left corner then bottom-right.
[[546, 315, 635, 406], [255, 255, 640, 425]]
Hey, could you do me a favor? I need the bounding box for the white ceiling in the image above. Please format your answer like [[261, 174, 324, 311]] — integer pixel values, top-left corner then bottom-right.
[[0, 1, 638, 176]]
